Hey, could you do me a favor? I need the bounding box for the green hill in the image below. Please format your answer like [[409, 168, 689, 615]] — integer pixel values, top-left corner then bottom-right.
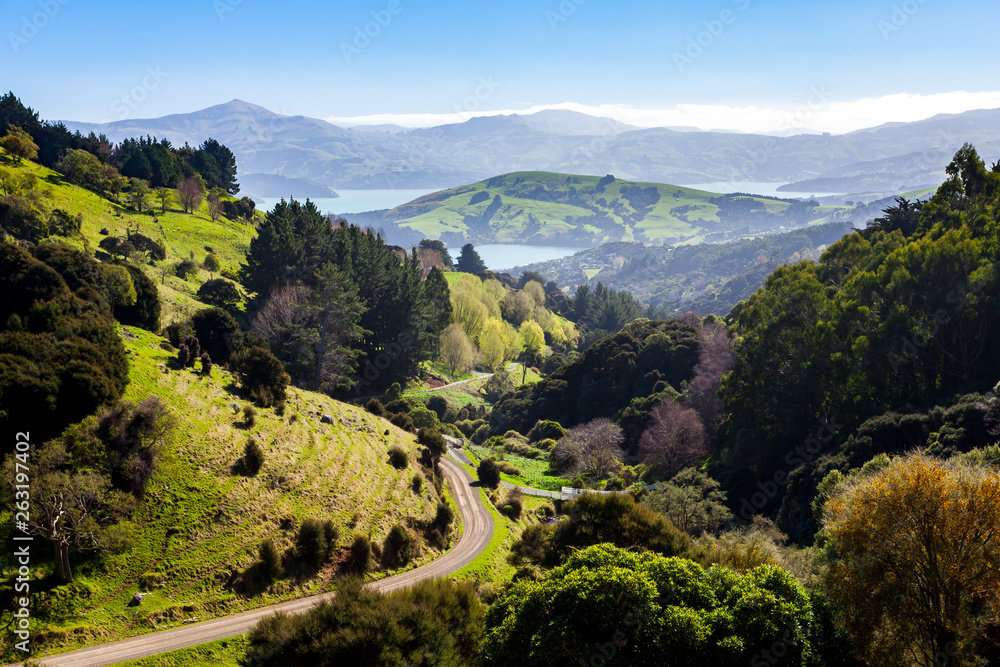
[[365, 171, 854, 246]]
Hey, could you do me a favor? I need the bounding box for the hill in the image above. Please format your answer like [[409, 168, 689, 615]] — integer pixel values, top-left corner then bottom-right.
[[347, 171, 854, 247], [62, 100, 1000, 195]]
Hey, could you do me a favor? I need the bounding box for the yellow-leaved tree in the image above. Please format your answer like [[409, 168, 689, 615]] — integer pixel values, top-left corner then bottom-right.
[[821, 453, 1000, 666]]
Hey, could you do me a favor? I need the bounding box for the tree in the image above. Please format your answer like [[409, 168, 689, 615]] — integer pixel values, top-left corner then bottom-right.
[[230, 344, 290, 407], [176, 176, 204, 213], [126, 177, 150, 212], [0, 125, 38, 163], [686, 319, 734, 439], [57, 148, 124, 197], [477, 458, 501, 488], [518, 320, 544, 382], [196, 138, 239, 194], [204, 253, 221, 273], [451, 289, 489, 342], [197, 278, 241, 309], [423, 266, 452, 340], [638, 400, 708, 478], [644, 467, 733, 535], [191, 306, 240, 363], [822, 454, 1000, 666], [439, 322, 477, 375], [153, 186, 171, 213], [207, 192, 223, 222], [553, 418, 625, 478], [115, 264, 161, 331], [259, 539, 281, 580], [103, 264, 137, 311], [419, 238, 453, 268], [456, 243, 487, 274], [484, 543, 851, 666], [479, 318, 509, 371], [5, 442, 134, 582]]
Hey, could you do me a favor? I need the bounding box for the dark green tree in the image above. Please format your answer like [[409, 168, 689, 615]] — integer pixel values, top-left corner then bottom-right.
[[456, 243, 487, 274]]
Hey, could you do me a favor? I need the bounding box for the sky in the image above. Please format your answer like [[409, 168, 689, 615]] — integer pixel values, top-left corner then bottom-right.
[[2, 0, 999, 134]]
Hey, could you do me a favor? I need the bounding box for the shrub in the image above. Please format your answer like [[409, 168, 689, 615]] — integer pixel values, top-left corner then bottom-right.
[[243, 405, 257, 427], [389, 412, 414, 432], [412, 474, 424, 493], [230, 345, 289, 407], [477, 459, 501, 488], [365, 399, 385, 417], [499, 488, 524, 520], [177, 344, 190, 368], [191, 307, 240, 363], [383, 523, 417, 568], [350, 535, 372, 573], [259, 539, 281, 580], [175, 259, 198, 279], [434, 502, 455, 530], [196, 278, 241, 309], [204, 253, 221, 272], [181, 335, 201, 365], [409, 405, 439, 429], [200, 352, 212, 375], [528, 419, 567, 442], [427, 395, 449, 419], [441, 423, 463, 439], [115, 264, 161, 331], [457, 408, 470, 422], [473, 424, 491, 444], [164, 321, 193, 348], [93, 396, 174, 495], [384, 398, 411, 414], [536, 438, 558, 451], [417, 428, 447, 457], [386, 382, 402, 402], [297, 518, 334, 569], [496, 461, 521, 476], [244, 437, 264, 474], [388, 445, 409, 469]]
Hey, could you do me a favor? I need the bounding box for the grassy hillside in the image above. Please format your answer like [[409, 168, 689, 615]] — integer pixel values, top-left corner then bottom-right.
[[32, 325, 448, 654], [372, 171, 854, 246]]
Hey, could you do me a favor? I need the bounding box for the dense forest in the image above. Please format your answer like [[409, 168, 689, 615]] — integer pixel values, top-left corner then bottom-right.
[[1, 90, 999, 666]]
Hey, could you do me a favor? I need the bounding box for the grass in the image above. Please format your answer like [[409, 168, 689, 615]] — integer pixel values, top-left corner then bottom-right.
[[468, 444, 571, 492], [29, 324, 455, 658], [109, 636, 249, 667]]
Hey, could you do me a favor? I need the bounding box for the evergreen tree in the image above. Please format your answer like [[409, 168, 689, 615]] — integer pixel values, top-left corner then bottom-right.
[[456, 243, 487, 274]]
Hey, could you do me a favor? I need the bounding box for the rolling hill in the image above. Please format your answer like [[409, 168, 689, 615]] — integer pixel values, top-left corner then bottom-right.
[[61, 100, 1000, 197], [344, 171, 855, 247]]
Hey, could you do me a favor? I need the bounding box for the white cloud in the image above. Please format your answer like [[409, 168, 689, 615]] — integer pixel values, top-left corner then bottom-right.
[[324, 91, 1000, 135]]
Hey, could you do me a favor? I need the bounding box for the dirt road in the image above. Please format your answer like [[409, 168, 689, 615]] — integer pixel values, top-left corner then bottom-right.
[[35, 455, 493, 667]]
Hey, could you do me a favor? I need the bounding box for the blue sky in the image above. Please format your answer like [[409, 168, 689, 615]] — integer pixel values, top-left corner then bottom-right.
[[2, 0, 999, 133]]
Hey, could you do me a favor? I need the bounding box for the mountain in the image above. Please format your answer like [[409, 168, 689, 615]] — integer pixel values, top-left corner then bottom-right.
[[238, 173, 339, 199], [341, 171, 854, 247], [62, 101, 1000, 195]]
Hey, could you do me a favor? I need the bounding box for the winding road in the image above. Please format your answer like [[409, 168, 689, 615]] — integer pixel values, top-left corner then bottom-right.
[[35, 455, 493, 667]]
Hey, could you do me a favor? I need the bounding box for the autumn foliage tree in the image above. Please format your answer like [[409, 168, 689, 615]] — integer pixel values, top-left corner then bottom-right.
[[822, 453, 1000, 666], [638, 400, 708, 478]]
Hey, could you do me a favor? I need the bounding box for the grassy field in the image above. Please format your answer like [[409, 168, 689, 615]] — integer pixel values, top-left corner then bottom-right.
[[467, 444, 571, 492], [29, 323, 452, 657], [380, 171, 853, 246], [110, 636, 249, 667]]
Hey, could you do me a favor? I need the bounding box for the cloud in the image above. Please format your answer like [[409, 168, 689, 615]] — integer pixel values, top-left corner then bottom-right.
[[324, 91, 1000, 135]]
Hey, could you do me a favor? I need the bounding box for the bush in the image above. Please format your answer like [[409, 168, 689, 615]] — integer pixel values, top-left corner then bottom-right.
[[384, 398, 411, 414], [473, 424, 491, 444], [496, 461, 521, 476], [417, 428, 447, 457], [383, 524, 416, 568], [350, 535, 373, 573], [386, 382, 402, 402], [231, 345, 289, 407], [388, 445, 409, 469], [389, 412, 414, 432], [175, 259, 198, 280], [115, 264, 161, 331], [259, 539, 281, 580], [409, 405, 439, 429], [200, 352, 212, 375], [528, 419, 567, 442], [297, 518, 336, 569], [196, 278, 241, 309], [243, 405, 257, 427], [365, 398, 385, 417], [204, 253, 221, 272], [434, 502, 455, 530], [244, 437, 264, 474], [412, 474, 424, 493], [477, 459, 501, 489], [536, 438, 558, 451], [441, 423, 463, 439], [457, 408, 470, 422], [427, 395, 449, 419], [164, 321, 193, 348], [499, 488, 524, 520], [191, 307, 240, 363]]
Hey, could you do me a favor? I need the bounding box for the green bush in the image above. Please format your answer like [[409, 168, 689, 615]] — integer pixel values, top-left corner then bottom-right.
[[477, 459, 501, 489], [244, 437, 264, 474], [350, 535, 372, 573], [191, 307, 240, 363], [259, 539, 281, 580], [297, 517, 336, 569], [196, 278, 241, 309], [365, 398, 385, 417], [409, 405, 439, 429], [417, 428, 447, 457], [411, 474, 423, 493], [388, 445, 409, 469], [243, 405, 256, 427], [389, 412, 414, 432], [175, 259, 198, 280], [383, 523, 416, 568], [528, 419, 567, 442], [427, 395, 449, 419], [230, 345, 289, 407]]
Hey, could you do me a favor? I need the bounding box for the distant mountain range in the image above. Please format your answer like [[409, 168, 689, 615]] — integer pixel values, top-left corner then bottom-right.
[[62, 100, 1000, 199]]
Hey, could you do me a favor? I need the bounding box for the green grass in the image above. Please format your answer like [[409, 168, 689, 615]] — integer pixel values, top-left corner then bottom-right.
[[109, 636, 249, 666], [468, 444, 571, 492], [31, 325, 453, 657]]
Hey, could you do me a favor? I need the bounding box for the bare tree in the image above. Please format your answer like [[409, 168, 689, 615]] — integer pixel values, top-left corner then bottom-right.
[[553, 418, 625, 478], [176, 176, 204, 214], [207, 192, 223, 222], [687, 320, 735, 440], [638, 400, 708, 478]]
